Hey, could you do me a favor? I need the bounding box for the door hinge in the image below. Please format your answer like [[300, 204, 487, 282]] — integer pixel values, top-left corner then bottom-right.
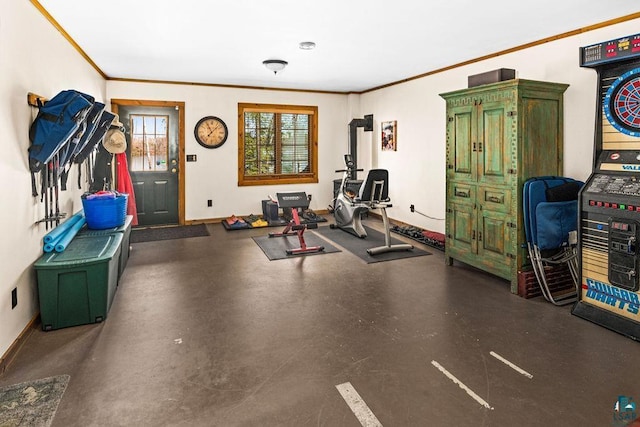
[[507, 253, 516, 259], [507, 111, 517, 117], [507, 222, 517, 228], [473, 142, 477, 152], [447, 164, 454, 169], [446, 208, 453, 213], [508, 168, 517, 174], [472, 230, 476, 240], [477, 142, 482, 152], [448, 117, 454, 122], [478, 231, 482, 242]]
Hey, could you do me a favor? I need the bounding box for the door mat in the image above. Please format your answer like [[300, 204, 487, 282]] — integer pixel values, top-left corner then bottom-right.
[[252, 232, 341, 260], [131, 224, 210, 243], [0, 374, 70, 427], [315, 225, 431, 263]]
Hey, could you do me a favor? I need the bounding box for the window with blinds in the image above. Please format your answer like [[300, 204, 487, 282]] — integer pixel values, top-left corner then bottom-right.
[[238, 103, 318, 186]]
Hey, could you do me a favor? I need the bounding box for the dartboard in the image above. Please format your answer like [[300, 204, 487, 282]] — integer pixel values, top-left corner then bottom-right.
[[604, 68, 640, 137]]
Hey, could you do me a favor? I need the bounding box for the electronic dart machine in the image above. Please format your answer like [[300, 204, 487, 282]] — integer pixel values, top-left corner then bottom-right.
[[572, 33, 640, 340]]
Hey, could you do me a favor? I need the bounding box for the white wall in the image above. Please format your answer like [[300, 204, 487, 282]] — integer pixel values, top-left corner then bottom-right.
[[0, 0, 106, 358], [360, 18, 640, 234], [106, 82, 349, 219]]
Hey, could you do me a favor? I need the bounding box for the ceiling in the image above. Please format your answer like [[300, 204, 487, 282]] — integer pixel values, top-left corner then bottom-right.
[[36, 0, 640, 93]]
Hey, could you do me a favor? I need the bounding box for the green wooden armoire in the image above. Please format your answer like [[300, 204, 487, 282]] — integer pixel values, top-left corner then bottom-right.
[[440, 79, 569, 293]]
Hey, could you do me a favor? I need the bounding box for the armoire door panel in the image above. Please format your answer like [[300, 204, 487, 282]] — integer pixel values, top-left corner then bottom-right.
[[447, 104, 475, 182], [478, 101, 511, 186]]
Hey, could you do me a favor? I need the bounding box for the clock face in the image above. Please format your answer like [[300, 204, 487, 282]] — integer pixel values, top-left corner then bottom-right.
[[195, 116, 228, 148]]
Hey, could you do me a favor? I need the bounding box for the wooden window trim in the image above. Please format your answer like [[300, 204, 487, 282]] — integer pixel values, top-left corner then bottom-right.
[[238, 103, 318, 186]]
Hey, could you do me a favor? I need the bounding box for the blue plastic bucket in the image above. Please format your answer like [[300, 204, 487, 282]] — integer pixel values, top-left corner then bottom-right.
[[82, 194, 128, 229]]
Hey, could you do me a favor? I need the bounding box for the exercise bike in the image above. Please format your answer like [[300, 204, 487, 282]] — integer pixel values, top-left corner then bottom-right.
[[330, 155, 368, 238], [331, 154, 413, 255]]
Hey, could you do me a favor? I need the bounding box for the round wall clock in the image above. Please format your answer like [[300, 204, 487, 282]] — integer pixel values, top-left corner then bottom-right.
[[194, 116, 228, 148]]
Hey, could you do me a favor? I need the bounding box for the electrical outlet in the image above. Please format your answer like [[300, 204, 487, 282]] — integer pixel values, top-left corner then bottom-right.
[[207, 199, 212, 207], [11, 288, 17, 309], [308, 194, 312, 201]]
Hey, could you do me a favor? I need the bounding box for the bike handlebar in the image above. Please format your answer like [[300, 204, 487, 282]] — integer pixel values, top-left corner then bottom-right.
[[335, 168, 364, 173]]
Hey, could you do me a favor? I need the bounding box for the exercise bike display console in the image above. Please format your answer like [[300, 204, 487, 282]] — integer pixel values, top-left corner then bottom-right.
[[268, 192, 324, 256]]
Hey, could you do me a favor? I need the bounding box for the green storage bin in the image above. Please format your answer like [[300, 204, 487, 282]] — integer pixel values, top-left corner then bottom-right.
[[78, 215, 132, 279], [34, 233, 122, 331]]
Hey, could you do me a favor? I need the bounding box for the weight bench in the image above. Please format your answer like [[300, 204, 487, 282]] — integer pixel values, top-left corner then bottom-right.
[[268, 192, 325, 255]]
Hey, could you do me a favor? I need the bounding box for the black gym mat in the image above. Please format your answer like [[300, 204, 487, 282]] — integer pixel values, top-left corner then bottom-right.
[[315, 225, 431, 263], [252, 231, 341, 260]]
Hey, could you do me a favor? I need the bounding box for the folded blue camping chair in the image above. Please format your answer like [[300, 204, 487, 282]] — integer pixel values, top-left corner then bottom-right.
[[523, 177, 583, 305]]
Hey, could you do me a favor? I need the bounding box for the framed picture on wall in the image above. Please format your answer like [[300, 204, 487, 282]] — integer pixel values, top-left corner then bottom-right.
[[381, 121, 397, 151]]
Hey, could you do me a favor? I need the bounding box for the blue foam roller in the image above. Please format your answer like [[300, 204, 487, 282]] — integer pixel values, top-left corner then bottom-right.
[[55, 217, 86, 253], [43, 210, 84, 243], [43, 233, 64, 252]]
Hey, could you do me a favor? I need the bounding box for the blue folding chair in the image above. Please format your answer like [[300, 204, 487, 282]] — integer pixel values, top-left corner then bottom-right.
[[523, 177, 583, 305]]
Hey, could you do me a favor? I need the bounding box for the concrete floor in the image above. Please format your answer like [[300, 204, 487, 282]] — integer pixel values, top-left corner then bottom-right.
[[2, 219, 640, 427]]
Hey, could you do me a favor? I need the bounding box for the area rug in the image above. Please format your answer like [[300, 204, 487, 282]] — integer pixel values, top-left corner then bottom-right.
[[0, 374, 70, 427], [252, 232, 341, 260], [131, 224, 210, 243], [315, 225, 431, 263]]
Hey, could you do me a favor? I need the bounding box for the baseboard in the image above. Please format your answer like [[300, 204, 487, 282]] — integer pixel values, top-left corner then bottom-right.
[[183, 218, 220, 226], [0, 313, 40, 375]]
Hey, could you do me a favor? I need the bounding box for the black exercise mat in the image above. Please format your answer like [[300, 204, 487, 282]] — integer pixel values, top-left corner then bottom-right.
[[315, 225, 431, 263], [131, 224, 210, 243], [252, 231, 341, 260], [0, 374, 70, 426]]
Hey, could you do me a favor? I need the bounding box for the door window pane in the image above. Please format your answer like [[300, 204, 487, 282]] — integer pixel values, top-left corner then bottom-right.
[[130, 114, 169, 172]]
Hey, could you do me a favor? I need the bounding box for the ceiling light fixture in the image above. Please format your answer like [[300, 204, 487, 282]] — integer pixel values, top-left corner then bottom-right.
[[262, 59, 288, 74], [299, 41, 316, 50]]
